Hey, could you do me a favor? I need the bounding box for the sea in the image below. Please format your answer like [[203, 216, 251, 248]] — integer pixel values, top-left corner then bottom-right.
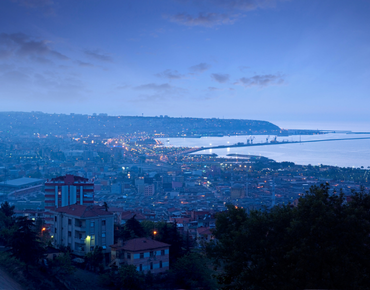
[[158, 133, 370, 168]]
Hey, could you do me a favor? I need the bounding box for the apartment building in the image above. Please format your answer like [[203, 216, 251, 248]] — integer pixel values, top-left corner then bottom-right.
[[50, 204, 114, 258], [45, 175, 94, 211], [111, 238, 170, 274]]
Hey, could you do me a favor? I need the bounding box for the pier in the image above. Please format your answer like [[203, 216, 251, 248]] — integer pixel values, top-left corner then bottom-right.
[[183, 136, 370, 154]]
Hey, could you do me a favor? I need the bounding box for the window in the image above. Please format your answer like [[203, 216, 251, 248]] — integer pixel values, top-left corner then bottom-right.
[[150, 251, 154, 257], [68, 219, 71, 225], [54, 228, 57, 233], [102, 220, 106, 226], [68, 231, 71, 237], [55, 216, 57, 222], [139, 264, 142, 271], [102, 245, 106, 249], [150, 262, 153, 270], [90, 246, 94, 251], [160, 261, 163, 268], [102, 233, 106, 238], [127, 253, 131, 259], [161, 250, 165, 256], [90, 222, 95, 227], [140, 253, 144, 259], [91, 235, 95, 241]]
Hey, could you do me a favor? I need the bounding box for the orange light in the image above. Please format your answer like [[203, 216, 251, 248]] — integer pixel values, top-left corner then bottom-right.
[[153, 231, 157, 235], [42, 227, 46, 231]]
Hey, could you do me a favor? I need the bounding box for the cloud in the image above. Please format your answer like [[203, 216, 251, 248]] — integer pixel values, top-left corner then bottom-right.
[[166, 12, 239, 27], [134, 83, 174, 91], [169, 0, 286, 27], [0, 70, 30, 84], [235, 73, 284, 87], [212, 0, 280, 11], [189, 62, 211, 73], [132, 82, 187, 103], [156, 69, 186, 80], [239, 65, 250, 72], [208, 86, 222, 91], [84, 49, 113, 62], [76, 60, 94, 67], [211, 73, 230, 83], [177, 0, 282, 11], [0, 32, 69, 61], [208, 86, 234, 91]]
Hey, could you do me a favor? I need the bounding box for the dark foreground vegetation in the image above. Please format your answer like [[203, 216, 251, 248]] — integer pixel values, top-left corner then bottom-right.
[[2, 184, 370, 289], [207, 184, 370, 289]]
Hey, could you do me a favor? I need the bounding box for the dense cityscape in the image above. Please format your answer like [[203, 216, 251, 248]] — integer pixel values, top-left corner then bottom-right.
[[1, 0, 370, 289], [0, 112, 369, 289]]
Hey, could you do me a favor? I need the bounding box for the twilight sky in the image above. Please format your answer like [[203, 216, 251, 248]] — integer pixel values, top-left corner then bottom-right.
[[1, 0, 369, 130]]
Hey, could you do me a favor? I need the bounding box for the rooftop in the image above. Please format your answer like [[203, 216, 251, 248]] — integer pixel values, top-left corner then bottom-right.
[[52, 204, 113, 218], [111, 238, 170, 252], [0, 177, 44, 188]]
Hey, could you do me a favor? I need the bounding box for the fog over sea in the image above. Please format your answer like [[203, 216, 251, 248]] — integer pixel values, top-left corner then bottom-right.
[[159, 133, 370, 168]]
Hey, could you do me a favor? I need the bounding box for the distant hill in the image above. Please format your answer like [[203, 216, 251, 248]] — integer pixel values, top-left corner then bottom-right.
[[0, 111, 283, 137]]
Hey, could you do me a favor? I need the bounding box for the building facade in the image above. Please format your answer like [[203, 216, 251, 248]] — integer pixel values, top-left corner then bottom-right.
[[50, 204, 114, 258], [44, 175, 94, 211], [110, 238, 170, 274]]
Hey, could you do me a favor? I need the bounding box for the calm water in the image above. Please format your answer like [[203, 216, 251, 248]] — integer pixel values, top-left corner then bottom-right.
[[158, 133, 370, 168]]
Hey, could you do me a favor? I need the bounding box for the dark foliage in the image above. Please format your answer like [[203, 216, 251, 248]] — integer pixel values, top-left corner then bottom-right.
[[207, 184, 370, 290]]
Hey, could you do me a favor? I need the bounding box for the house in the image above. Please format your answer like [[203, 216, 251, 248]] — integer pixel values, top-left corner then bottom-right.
[[196, 227, 213, 247], [110, 238, 170, 274], [50, 204, 114, 259]]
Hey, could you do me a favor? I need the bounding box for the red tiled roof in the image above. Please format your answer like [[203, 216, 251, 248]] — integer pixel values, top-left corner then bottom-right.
[[51, 204, 113, 218], [197, 227, 212, 235], [111, 238, 170, 252]]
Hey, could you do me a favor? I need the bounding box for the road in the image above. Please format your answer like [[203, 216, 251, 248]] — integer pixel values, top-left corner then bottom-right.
[[0, 267, 24, 290]]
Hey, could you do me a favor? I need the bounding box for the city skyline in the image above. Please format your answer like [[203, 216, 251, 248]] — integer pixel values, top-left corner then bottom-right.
[[1, 0, 369, 131]]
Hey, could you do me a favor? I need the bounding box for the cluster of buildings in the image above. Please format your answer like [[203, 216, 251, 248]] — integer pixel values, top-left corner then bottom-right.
[[0, 112, 369, 274]]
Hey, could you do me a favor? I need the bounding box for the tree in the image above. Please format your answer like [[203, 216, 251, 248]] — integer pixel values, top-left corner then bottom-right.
[[85, 246, 104, 272], [0, 201, 16, 246], [0, 201, 15, 218], [49, 252, 75, 278], [171, 252, 217, 290], [207, 184, 370, 290], [120, 216, 146, 240], [103, 201, 109, 212], [118, 264, 145, 290], [10, 217, 45, 271]]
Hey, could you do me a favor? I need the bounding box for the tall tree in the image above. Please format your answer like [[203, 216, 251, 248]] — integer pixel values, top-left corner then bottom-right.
[[0, 201, 15, 218], [207, 184, 370, 290], [121, 215, 145, 240], [0, 201, 16, 246], [10, 217, 45, 271]]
